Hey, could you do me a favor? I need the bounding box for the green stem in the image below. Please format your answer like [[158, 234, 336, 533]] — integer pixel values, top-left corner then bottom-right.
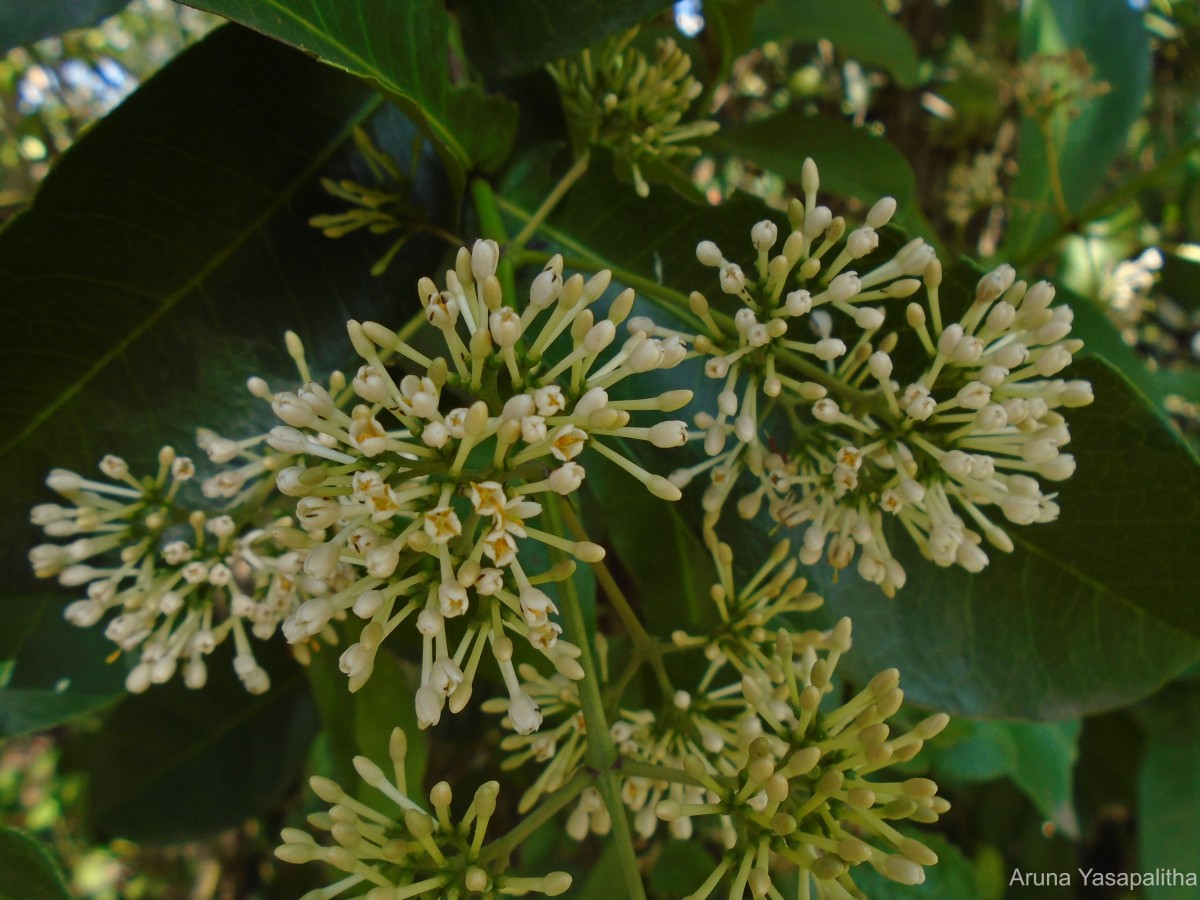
[[543, 497, 615, 770], [478, 768, 591, 865], [619, 759, 704, 788], [544, 496, 646, 899], [1013, 138, 1200, 268], [558, 499, 674, 697], [1038, 115, 1072, 224], [508, 152, 591, 256], [597, 771, 648, 899], [471, 177, 509, 243], [605, 651, 646, 716], [470, 177, 517, 303]]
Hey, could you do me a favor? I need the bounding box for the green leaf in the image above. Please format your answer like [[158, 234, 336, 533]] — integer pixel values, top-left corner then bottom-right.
[[182, 0, 517, 195], [306, 624, 429, 794], [1137, 682, 1200, 900], [930, 720, 1081, 835], [751, 0, 921, 88], [457, 0, 671, 79], [0, 827, 70, 900], [86, 647, 317, 841], [0, 0, 127, 52], [574, 840, 627, 900], [352, 648, 428, 794], [1005, 0, 1152, 262], [648, 840, 716, 898], [583, 451, 717, 637], [0, 596, 125, 737], [701, 113, 937, 240]]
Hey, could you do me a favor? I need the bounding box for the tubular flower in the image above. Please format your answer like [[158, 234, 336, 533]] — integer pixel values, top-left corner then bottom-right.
[[549, 28, 719, 196], [276, 727, 573, 899], [670, 537, 824, 686], [654, 619, 950, 899], [270, 241, 691, 725], [485, 662, 713, 842], [660, 158, 1094, 593], [28, 447, 335, 693]]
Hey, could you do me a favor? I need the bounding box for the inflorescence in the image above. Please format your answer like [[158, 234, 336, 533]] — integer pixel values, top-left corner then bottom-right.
[[265, 240, 691, 729], [549, 28, 719, 196], [276, 727, 572, 899], [654, 158, 1094, 595]]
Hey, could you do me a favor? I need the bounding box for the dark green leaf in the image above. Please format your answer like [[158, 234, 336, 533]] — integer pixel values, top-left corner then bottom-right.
[[583, 451, 717, 637], [0, 827, 70, 900], [1137, 682, 1200, 900], [1005, 0, 1152, 262], [648, 840, 716, 897], [87, 646, 317, 841], [751, 0, 921, 87], [352, 648, 428, 794], [930, 719, 1081, 835], [0, 0, 127, 52], [0, 596, 125, 737], [574, 840, 627, 900], [701, 113, 938, 240], [458, 0, 671, 79], [182, 0, 517, 194]]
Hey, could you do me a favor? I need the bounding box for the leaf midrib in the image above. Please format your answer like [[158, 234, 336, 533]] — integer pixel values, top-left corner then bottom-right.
[[0, 92, 383, 460], [200, 0, 469, 165]]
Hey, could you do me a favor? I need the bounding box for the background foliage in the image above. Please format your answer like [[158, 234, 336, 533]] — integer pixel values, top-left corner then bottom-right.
[[0, 0, 1198, 897]]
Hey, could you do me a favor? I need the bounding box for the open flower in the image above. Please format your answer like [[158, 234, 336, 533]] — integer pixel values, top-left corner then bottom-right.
[[663, 158, 1094, 593], [267, 241, 691, 724]]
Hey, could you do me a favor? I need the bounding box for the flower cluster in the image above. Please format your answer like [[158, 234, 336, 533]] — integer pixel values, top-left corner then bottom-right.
[[276, 727, 572, 899], [549, 28, 718, 196], [657, 158, 1094, 593], [27, 447, 322, 694], [270, 241, 691, 729], [656, 620, 949, 898], [488, 536, 949, 895]]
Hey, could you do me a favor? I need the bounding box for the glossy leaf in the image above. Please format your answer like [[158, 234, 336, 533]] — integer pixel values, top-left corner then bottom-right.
[[929, 719, 1081, 835], [352, 648, 428, 791], [701, 113, 937, 239], [648, 840, 714, 897], [1136, 683, 1200, 900], [0, 596, 125, 737], [1006, 0, 1152, 262], [457, 0, 671, 79], [583, 451, 717, 637], [87, 641, 317, 841], [0, 0, 127, 52], [504, 158, 1200, 718], [181, 0, 517, 194], [306, 636, 429, 796], [0, 828, 70, 900], [751, 0, 921, 87]]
